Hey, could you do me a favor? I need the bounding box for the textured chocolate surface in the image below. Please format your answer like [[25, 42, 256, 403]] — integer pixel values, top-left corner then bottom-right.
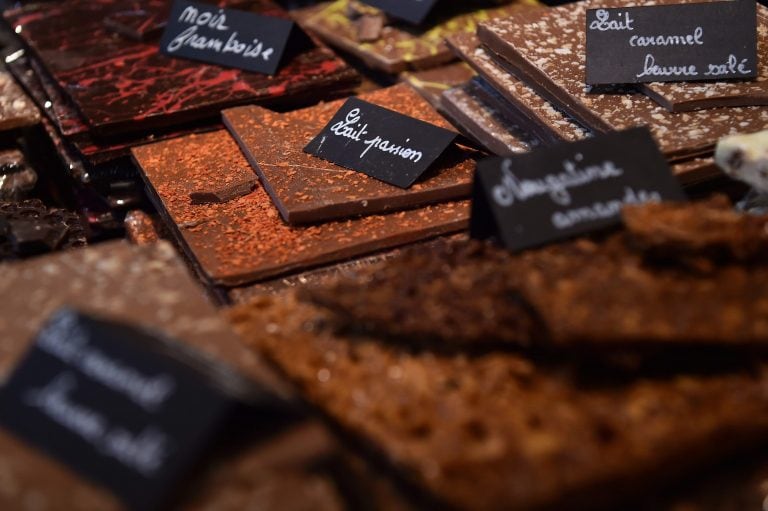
[[477, 1, 768, 160], [230, 291, 768, 511], [132, 130, 469, 287], [447, 33, 589, 144], [5, 0, 358, 136], [399, 62, 475, 112], [299, 0, 538, 74], [124, 210, 162, 245], [0, 199, 86, 260], [441, 81, 536, 155], [0, 69, 39, 132], [305, 199, 768, 349], [640, 7, 768, 112], [223, 84, 475, 224]]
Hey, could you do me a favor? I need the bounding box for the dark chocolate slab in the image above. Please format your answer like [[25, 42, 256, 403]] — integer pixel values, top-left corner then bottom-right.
[[132, 130, 469, 287], [5, 0, 358, 136], [476, 0, 768, 160], [223, 84, 475, 225]]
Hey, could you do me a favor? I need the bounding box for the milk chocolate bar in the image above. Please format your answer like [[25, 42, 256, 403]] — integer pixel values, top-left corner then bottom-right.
[[477, 2, 768, 161], [132, 130, 469, 288], [446, 33, 589, 144], [223, 84, 475, 225], [441, 81, 537, 155], [297, 0, 538, 74], [640, 7, 768, 113], [230, 291, 768, 511], [400, 62, 476, 112]]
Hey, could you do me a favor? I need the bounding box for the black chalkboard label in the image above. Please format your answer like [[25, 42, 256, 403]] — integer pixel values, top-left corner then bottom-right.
[[586, 0, 757, 85], [470, 127, 685, 251], [304, 97, 458, 189], [0, 310, 258, 511], [159, 0, 295, 75], [360, 0, 439, 25]]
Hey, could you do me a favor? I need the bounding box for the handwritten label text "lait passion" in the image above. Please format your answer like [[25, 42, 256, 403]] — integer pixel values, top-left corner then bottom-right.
[[329, 107, 424, 163]]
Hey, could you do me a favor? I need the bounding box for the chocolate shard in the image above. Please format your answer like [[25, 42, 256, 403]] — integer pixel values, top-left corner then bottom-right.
[[355, 13, 386, 42], [189, 178, 257, 205], [8, 220, 68, 255]]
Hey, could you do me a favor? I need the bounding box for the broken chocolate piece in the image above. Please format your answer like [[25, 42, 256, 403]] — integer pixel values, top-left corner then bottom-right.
[[355, 14, 386, 42], [189, 178, 257, 205], [8, 219, 67, 255], [0, 150, 36, 200], [714, 129, 768, 193]]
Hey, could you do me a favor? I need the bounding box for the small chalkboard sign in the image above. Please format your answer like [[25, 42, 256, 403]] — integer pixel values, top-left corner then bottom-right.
[[159, 0, 297, 75], [470, 127, 685, 251], [360, 0, 440, 25], [586, 0, 757, 85], [304, 97, 458, 188], [0, 309, 271, 511]]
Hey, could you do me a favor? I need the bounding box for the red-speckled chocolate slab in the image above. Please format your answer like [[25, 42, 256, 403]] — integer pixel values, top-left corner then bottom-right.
[[132, 130, 469, 287], [5, 0, 358, 136], [223, 84, 476, 225]]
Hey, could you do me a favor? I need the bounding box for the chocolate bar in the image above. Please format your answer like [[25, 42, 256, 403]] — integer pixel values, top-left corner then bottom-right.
[[297, 0, 538, 74], [223, 84, 475, 225], [0, 199, 87, 260], [230, 291, 768, 511], [446, 33, 590, 144], [476, 2, 768, 161], [714, 129, 768, 193], [400, 62, 476, 112], [131, 130, 469, 288], [0, 70, 39, 133], [640, 7, 768, 113], [441, 80, 537, 155], [304, 199, 768, 350], [4, 0, 359, 136]]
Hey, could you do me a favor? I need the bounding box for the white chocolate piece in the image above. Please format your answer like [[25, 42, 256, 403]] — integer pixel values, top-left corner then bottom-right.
[[715, 130, 768, 193]]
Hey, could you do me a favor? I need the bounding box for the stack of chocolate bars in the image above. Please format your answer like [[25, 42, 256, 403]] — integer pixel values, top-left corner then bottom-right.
[[2, 0, 359, 232], [131, 83, 477, 300], [440, 0, 768, 185]]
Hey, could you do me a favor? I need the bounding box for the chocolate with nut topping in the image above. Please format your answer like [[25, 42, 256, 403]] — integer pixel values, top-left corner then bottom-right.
[[223, 84, 475, 225]]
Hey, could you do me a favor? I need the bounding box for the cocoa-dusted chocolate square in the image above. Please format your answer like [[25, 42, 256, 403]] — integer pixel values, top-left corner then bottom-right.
[[223, 84, 475, 224], [131, 130, 468, 288], [4, 0, 358, 137]]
